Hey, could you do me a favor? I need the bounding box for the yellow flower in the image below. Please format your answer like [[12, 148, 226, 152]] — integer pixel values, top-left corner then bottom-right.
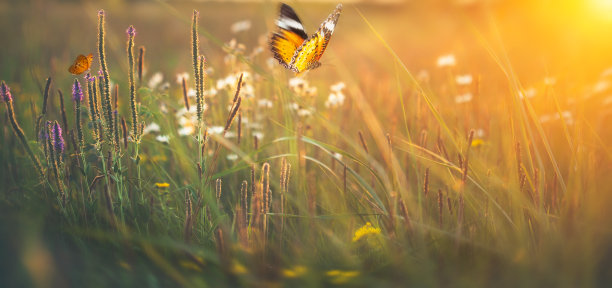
[[326, 269, 360, 284], [352, 222, 381, 242], [282, 265, 307, 278], [155, 182, 170, 188], [471, 138, 486, 148]]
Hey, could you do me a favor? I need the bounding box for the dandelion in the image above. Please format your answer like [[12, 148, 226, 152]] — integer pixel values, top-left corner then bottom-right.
[[352, 222, 381, 242], [455, 74, 473, 85], [154, 182, 170, 188], [148, 72, 163, 89], [231, 20, 252, 33], [454, 92, 473, 104], [437, 54, 456, 67]]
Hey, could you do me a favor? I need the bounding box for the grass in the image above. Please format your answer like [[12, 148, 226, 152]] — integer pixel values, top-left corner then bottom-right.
[[1, 1, 612, 287]]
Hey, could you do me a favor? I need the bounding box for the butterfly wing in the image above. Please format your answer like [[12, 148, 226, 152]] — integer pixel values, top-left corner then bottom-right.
[[68, 53, 93, 75], [270, 3, 309, 69], [290, 4, 342, 73]]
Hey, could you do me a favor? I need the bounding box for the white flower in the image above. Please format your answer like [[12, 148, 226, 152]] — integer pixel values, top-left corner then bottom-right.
[[143, 122, 161, 135], [231, 20, 252, 33], [176, 72, 189, 84], [148, 72, 164, 89], [156, 135, 170, 143], [226, 154, 239, 161], [454, 93, 473, 104], [208, 126, 225, 134], [252, 131, 264, 140], [330, 82, 346, 92], [455, 74, 473, 85], [289, 77, 307, 89], [205, 88, 218, 97], [437, 54, 456, 67], [187, 88, 197, 98], [297, 108, 313, 117], [225, 131, 237, 138], [288, 102, 300, 111], [178, 126, 194, 136], [258, 99, 274, 108], [325, 91, 345, 108]]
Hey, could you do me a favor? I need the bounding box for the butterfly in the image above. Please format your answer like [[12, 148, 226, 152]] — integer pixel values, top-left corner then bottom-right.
[[68, 53, 93, 75], [270, 3, 342, 74]]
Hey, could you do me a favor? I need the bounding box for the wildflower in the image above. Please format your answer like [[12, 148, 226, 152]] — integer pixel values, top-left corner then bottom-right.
[[257, 99, 273, 108], [156, 135, 170, 143], [455, 74, 473, 85], [282, 265, 307, 278], [297, 108, 313, 117], [325, 91, 345, 108], [326, 270, 360, 284], [51, 121, 65, 154], [454, 93, 473, 104], [352, 222, 381, 242], [226, 154, 239, 161], [471, 138, 486, 148], [187, 88, 197, 98], [1, 81, 12, 102], [72, 79, 83, 102], [252, 131, 264, 140], [231, 20, 252, 33], [155, 182, 170, 188], [148, 72, 163, 89], [126, 25, 136, 37], [437, 54, 456, 67], [176, 72, 189, 84], [178, 126, 195, 136], [330, 81, 346, 92], [208, 126, 225, 134], [143, 122, 161, 134]]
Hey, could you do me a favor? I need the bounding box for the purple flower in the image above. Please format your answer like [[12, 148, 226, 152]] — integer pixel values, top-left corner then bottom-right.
[[38, 128, 49, 142], [72, 79, 83, 102], [98, 9, 105, 17], [51, 121, 64, 154], [126, 25, 136, 37], [1, 81, 12, 102]]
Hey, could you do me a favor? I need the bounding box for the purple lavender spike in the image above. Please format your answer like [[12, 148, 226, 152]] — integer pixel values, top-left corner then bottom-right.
[[72, 79, 83, 102], [51, 121, 65, 154], [1, 81, 12, 102]]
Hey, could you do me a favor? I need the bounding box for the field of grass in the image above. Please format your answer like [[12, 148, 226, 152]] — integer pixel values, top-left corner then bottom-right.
[[1, 0, 611, 287]]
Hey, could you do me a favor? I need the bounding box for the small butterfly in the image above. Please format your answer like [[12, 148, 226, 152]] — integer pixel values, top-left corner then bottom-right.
[[68, 53, 93, 75], [270, 3, 342, 74]]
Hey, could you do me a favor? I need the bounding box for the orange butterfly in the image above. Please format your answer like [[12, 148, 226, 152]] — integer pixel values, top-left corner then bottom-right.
[[270, 3, 342, 74], [68, 53, 93, 75]]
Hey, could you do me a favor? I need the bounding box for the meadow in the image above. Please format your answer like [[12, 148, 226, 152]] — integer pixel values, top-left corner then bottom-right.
[[1, 0, 611, 287]]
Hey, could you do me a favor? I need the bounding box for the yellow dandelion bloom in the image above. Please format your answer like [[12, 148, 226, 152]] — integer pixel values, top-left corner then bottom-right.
[[155, 182, 170, 188], [352, 222, 381, 242], [282, 265, 307, 278]]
